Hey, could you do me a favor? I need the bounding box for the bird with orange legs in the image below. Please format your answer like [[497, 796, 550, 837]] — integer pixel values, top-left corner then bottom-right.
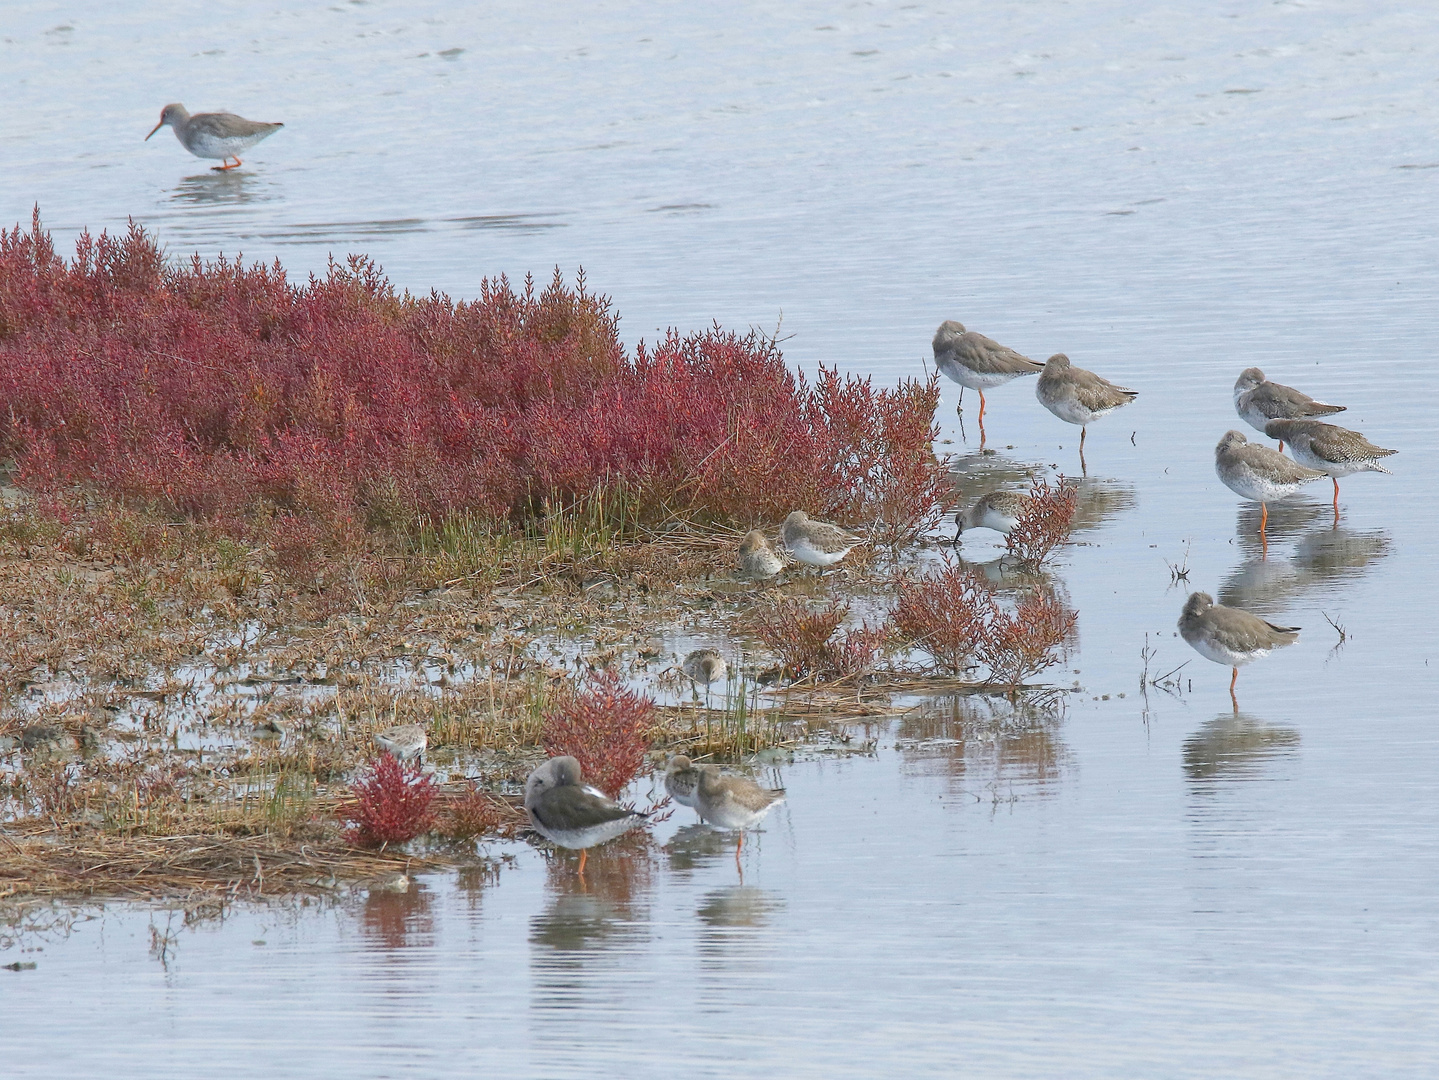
[[146, 103, 283, 171], [1213, 430, 1326, 554], [931, 320, 1043, 446], [1178, 592, 1300, 710], [524, 756, 648, 877], [1233, 367, 1345, 452], [1264, 419, 1395, 519]]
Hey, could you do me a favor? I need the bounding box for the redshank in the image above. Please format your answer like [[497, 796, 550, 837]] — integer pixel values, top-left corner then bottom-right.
[[524, 756, 648, 876], [738, 530, 784, 579], [1233, 368, 1344, 451], [931, 320, 1043, 437], [146, 103, 283, 171], [1178, 592, 1299, 705], [781, 511, 863, 568], [1263, 419, 1396, 512], [1035, 354, 1136, 473], [954, 489, 1032, 541], [1213, 430, 1326, 550], [693, 766, 786, 866]]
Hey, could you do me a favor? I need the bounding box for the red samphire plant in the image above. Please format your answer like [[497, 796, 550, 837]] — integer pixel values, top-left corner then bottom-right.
[[891, 558, 1077, 693], [0, 211, 949, 553], [1005, 477, 1079, 568], [342, 754, 437, 848], [542, 669, 654, 799]]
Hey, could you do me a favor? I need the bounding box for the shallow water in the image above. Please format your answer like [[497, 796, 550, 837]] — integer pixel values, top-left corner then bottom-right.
[[5, 1, 1439, 1076]]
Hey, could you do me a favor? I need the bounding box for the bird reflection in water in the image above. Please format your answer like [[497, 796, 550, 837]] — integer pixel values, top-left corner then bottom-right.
[[696, 886, 785, 983], [170, 169, 270, 207], [1182, 711, 1301, 787], [1233, 501, 1329, 561], [360, 878, 435, 951], [664, 822, 735, 874], [528, 830, 656, 954], [1221, 517, 1391, 618], [896, 694, 1072, 799]]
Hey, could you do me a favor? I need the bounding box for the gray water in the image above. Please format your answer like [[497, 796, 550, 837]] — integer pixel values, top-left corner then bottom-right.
[[4, 1, 1439, 1075]]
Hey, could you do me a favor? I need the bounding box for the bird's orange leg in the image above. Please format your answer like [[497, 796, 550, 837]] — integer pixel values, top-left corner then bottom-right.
[[1277, 441, 1285, 453], [577, 849, 588, 877], [976, 390, 986, 426], [1078, 426, 1088, 477], [1259, 502, 1269, 557], [211, 156, 242, 172], [1332, 477, 1339, 512]]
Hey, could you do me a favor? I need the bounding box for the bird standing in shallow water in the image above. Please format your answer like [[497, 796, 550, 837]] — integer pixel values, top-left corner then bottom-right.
[[146, 103, 283, 171], [1178, 591, 1299, 708], [524, 756, 648, 876], [1232, 368, 1345, 452], [1263, 419, 1395, 516], [681, 649, 727, 705], [1034, 354, 1137, 475], [694, 766, 786, 868], [954, 490, 1033, 541], [931, 320, 1043, 445], [1213, 430, 1326, 553]]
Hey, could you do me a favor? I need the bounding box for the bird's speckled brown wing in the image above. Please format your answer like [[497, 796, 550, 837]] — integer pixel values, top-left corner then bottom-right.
[[1070, 368, 1138, 413], [1232, 442, 1326, 483]]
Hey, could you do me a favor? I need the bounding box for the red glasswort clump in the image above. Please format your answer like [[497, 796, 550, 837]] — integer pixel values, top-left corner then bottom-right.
[[342, 754, 437, 848], [750, 597, 848, 678], [541, 669, 654, 799], [973, 588, 1078, 694], [891, 559, 1077, 692], [0, 212, 949, 551], [749, 598, 887, 679], [892, 560, 991, 674], [1005, 477, 1079, 568]]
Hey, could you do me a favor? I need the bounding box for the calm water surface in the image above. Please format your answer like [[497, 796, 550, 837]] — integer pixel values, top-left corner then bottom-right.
[[4, 1, 1439, 1075]]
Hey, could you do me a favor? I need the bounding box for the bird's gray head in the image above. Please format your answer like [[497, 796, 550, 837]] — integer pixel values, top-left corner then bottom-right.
[[524, 755, 582, 807], [1182, 592, 1214, 619], [932, 320, 967, 355], [1263, 418, 1296, 441], [1217, 430, 1248, 454], [665, 754, 693, 776], [783, 510, 809, 528], [146, 103, 188, 141], [1043, 353, 1071, 371], [1235, 368, 1265, 393]]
